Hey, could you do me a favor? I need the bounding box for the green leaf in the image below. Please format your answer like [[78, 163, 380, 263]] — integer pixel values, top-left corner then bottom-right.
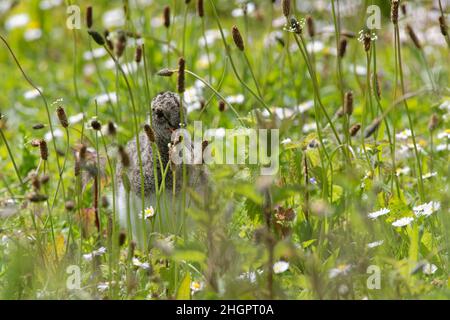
[[176, 273, 191, 300], [172, 250, 206, 263]]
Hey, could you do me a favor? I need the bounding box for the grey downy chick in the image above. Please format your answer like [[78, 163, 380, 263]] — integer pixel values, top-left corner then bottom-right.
[[116, 92, 206, 245]]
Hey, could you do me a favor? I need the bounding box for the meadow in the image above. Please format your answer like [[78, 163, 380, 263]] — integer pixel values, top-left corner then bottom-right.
[[0, 0, 449, 300]]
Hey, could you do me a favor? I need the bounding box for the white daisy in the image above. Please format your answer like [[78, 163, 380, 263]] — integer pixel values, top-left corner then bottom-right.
[[367, 240, 384, 248], [422, 172, 437, 180], [273, 261, 289, 274], [392, 217, 414, 227], [329, 264, 352, 279], [395, 129, 412, 140], [281, 138, 292, 145], [422, 263, 438, 275], [190, 281, 204, 294], [413, 201, 440, 217], [368, 208, 390, 220], [132, 258, 150, 270]]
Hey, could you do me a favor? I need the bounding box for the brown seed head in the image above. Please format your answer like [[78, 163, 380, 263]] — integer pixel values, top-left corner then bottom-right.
[[33, 124, 45, 130], [119, 231, 126, 247], [282, 0, 290, 18], [107, 121, 117, 136], [391, 0, 399, 24], [135, 45, 143, 64], [349, 123, 361, 137], [219, 100, 226, 112], [157, 68, 174, 77], [163, 6, 171, 28], [365, 117, 382, 138], [406, 24, 422, 49], [91, 119, 102, 131], [86, 6, 93, 28], [306, 16, 315, 38], [428, 113, 439, 132], [232, 25, 245, 51], [177, 57, 186, 94], [56, 106, 69, 128], [338, 38, 348, 58], [39, 139, 48, 161], [197, 0, 204, 17], [28, 192, 48, 203], [344, 91, 354, 115], [88, 30, 105, 45], [65, 200, 75, 211]]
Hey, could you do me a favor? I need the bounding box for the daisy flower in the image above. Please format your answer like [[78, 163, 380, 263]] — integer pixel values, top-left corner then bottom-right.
[[392, 217, 414, 227], [273, 261, 289, 274], [368, 208, 390, 220], [329, 264, 352, 279], [422, 263, 438, 275], [413, 201, 440, 217], [140, 206, 156, 220], [190, 281, 204, 294], [367, 240, 384, 248]]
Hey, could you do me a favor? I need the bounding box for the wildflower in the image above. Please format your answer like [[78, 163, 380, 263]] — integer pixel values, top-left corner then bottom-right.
[[69, 113, 84, 125], [422, 172, 437, 180], [329, 264, 352, 279], [437, 129, 450, 140], [368, 208, 390, 220], [413, 201, 440, 217], [281, 138, 292, 145], [395, 129, 412, 140], [273, 261, 289, 274], [82, 247, 107, 261], [392, 217, 414, 227], [423, 263, 438, 275], [190, 280, 204, 294], [132, 257, 150, 270], [140, 206, 155, 219], [358, 29, 377, 52], [367, 240, 384, 248]]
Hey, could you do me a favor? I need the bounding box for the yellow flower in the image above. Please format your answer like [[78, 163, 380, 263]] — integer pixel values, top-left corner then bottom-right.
[[144, 206, 155, 219]]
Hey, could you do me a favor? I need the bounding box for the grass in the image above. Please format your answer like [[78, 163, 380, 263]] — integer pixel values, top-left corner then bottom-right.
[[0, 0, 449, 300]]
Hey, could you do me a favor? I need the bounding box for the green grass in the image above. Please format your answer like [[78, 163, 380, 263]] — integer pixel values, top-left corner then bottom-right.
[[0, 0, 449, 300]]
